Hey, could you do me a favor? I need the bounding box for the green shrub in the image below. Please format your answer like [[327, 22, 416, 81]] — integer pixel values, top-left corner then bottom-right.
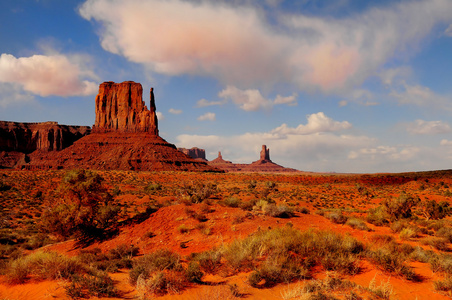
[[40, 170, 121, 240]]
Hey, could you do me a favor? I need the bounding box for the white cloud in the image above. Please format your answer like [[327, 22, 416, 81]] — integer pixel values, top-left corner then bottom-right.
[[197, 112, 216, 121], [218, 86, 297, 111], [390, 82, 451, 110], [270, 112, 351, 136], [218, 86, 273, 111], [169, 108, 182, 114], [0, 53, 98, 97], [196, 98, 227, 107], [407, 120, 451, 135], [80, 0, 452, 92], [440, 139, 452, 146], [176, 112, 373, 171]]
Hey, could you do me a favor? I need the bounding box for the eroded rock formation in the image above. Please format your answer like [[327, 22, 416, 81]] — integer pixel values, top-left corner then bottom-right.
[[94, 81, 158, 135], [259, 145, 271, 161], [0, 121, 90, 168], [207, 145, 298, 173], [22, 81, 218, 172], [178, 147, 206, 161]]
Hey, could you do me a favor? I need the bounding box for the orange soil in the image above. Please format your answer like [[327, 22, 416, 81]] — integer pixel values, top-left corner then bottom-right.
[[1, 170, 452, 299]]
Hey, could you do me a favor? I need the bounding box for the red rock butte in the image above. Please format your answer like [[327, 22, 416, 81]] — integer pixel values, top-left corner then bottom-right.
[[19, 81, 219, 172]]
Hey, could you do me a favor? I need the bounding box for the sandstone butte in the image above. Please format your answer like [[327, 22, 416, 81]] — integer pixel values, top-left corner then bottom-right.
[[7, 81, 218, 172], [206, 145, 299, 173]]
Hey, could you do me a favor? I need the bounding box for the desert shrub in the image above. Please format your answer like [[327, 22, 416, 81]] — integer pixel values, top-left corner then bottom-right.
[[145, 182, 162, 194], [367, 276, 393, 300], [248, 180, 257, 190], [179, 182, 217, 204], [390, 220, 409, 233], [298, 207, 310, 214], [420, 200, 450, 220], [399, 227, 417, 240], [239, 199, 257, 211], [383, 194, 420, 221], [434, 276, 452, 293], [65, 272, 117, 299], [410, 246, 435, 263], [40, 170, 121, 240], [436, 227, 452, 243], [6, 251, 85, 284], [185, 261, 203, 282], [281, 273, 357, 300], [264, 204, 294, 218], [144, 270, 186, 296], [429, 254, 452, 274], [421, 237, 449, 251], [346, 218, 371, 231], [325, 210, 348, 224], [366, 206, 389, 226], [223, 196, 241, 208], [367, 248, 416, 280], [189, 250, 222, 274], [129, 249, 182, 284], [369, 234, 395, 245]]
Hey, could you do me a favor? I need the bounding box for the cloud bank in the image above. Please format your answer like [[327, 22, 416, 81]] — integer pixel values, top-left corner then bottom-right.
[[80, 0, 452, 92], [0, 53, 98, 98]]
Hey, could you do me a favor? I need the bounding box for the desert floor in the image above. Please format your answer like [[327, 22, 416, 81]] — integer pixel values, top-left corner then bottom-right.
[[2, 169, 452, 299]]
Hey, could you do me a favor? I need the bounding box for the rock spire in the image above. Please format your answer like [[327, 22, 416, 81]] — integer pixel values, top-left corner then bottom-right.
[[94, 81, 158, 135]]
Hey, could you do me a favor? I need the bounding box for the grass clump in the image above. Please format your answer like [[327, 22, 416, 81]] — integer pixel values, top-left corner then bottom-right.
[[346, 218, 371, 231], [6, 251, 85, 284], [129, 249, 182, 285]]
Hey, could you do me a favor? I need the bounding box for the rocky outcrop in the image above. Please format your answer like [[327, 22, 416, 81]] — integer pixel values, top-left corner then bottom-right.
[[178, 147, 207, 161], [0, 121, 90, 168], [260, 145, 271, 161], [0, 121, 90, 153], [210, 151, 232, 164], [93, 81, 158, 135], [207, 145, 298, 173], [23, 81, 219, 172]]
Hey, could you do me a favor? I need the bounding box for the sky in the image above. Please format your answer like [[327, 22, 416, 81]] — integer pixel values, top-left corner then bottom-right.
[[1, 0, 452, 173]]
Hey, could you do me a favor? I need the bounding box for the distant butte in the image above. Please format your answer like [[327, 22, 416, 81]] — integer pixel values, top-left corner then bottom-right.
[[181, 145, 299, 173], [15, 81, 219, 172]]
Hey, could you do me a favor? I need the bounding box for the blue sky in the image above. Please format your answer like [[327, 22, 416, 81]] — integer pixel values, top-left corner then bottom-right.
[[1, 0, 452, 173]]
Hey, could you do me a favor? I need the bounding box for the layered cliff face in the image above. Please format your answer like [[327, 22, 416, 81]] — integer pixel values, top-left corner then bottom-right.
[[94, 81, 158, 135], [0, 121, 90, 168], [0, 121, 90, 153]]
